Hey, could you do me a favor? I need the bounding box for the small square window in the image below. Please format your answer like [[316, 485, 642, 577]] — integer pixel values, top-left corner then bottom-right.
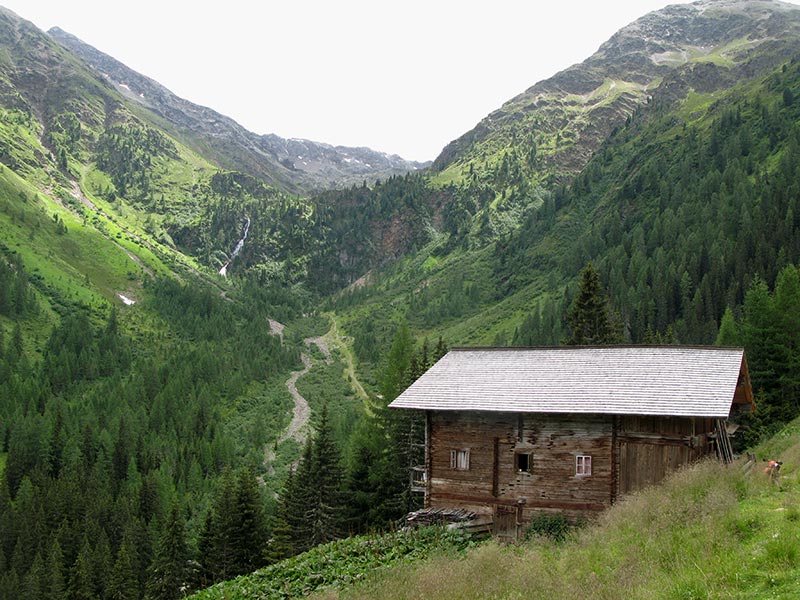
[[450, 449, 470, 470], [515, 452, 533, 473], [576, 454, 592, 477]]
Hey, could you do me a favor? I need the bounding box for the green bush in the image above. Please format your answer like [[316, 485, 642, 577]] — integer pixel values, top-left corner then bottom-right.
[[524, 513, 572, 542]]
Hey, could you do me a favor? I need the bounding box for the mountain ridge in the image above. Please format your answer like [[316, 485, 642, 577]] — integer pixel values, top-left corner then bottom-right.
[[46, 24, 427, 194], [432, 0, 800, 182]]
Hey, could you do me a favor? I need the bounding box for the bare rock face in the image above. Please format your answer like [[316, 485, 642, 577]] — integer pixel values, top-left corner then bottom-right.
[[433, 0, 800, 181], [48, 27, 427, 194]]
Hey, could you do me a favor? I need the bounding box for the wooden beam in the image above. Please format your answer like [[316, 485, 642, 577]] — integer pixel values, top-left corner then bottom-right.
[[492, 437, 499, 497], [433, 492, 606, 512], [616, 432, 693, 446]]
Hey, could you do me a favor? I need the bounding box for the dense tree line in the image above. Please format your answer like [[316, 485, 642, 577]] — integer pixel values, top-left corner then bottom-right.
[[170, 171, 315, 282], [264, 326, 447, 563], [0, 253, 37, 320], [0, 278, 300, 600], [305, 174, 448, 293], [95, 117, 178, 201], [496, 56, 800, 345], [169, 171, 452, 291], [717, 265, 800, 441]]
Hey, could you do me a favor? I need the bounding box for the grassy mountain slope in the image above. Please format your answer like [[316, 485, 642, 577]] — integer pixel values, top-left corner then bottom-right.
[[432, 0, 800, 188], [0, 6, 317, 300], [0, 5, 426, 301], [0, 9, 369, 598], [188, 418, 800, 600], [6, 1, 800, 599]]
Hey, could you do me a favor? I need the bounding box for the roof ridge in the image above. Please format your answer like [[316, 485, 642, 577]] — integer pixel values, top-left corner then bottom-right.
[[449, 345, 744, 351]]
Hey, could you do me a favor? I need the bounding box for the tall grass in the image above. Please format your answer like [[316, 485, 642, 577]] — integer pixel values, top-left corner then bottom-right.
[[317, 420, 800, 600]]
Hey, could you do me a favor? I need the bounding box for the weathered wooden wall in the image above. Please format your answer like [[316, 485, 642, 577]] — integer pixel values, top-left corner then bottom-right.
[[429, 411, 614, 522], [616, 415, 715, 495], [428, 411, 721, 529]]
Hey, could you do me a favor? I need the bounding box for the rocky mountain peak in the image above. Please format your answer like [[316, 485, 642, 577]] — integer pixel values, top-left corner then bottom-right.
[[432, 0, 800, 178]]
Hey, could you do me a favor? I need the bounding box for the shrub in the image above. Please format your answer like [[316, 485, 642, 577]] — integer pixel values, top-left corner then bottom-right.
[[524, 513, 572, 542]]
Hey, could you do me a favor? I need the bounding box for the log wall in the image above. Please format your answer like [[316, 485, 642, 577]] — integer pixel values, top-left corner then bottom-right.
[[428, 411, 721, 526], [429, 411, 614, 522]]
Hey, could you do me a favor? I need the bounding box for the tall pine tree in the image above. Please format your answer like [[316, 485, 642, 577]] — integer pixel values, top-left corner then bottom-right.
[[565, 262, 623, 345], [146, 503, 190, 600], [307, 403, 345, 548], [107, 533, 139, 600], [230, 469, 266, 576]]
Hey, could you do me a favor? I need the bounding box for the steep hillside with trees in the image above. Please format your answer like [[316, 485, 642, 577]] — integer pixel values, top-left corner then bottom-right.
[[6, 1, 800, 599]]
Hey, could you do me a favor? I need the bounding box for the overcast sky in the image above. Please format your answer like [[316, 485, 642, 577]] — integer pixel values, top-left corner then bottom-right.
[[0, 1, 732, 161]]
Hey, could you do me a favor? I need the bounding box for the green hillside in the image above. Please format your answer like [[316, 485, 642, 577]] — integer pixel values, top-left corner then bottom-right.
[[325, 52, 800, 350], [5, 2, 800, 600], [0, 10, 364, 600], [184, 418, 800, 600]]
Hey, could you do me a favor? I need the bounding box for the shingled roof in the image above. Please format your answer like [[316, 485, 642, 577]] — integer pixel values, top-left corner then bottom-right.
[[389, 346, 753, 418]]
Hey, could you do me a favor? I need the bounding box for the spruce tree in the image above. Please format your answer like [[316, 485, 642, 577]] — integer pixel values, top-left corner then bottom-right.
[[92, 529, 112, 599], [198, 473, 237, 582], [145, 503, 189, 600], [773, 265, 800, 410], [740, 277, 780, 403], [565, 262, 623, 345], [68, 538, 95, 600], [22, 552, 45, 600], [715, 307, 739, 346], [286, 438, 315, 554], [367, 341, 433, 528], [196, 511, 216, 587], [433, 336, 448, 362], [230, 469, 266, 575], [0, 568, 20, 600], [307, 403, 344, 548], [107, 534, 139, 600], [264, 468, 296, 564], [46, 538, 65, 600], [342, 431, 379, 534], [379, 321, 414, 402]]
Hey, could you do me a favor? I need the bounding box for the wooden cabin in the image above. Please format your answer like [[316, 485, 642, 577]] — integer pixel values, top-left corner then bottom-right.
[[389, 346, 754, 540]]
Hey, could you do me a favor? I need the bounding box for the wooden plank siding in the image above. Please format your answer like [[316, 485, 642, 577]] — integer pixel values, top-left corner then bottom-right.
[[617, 415, 714, 495], [429, 411, 615, 522], [427, 411, 721, 526]]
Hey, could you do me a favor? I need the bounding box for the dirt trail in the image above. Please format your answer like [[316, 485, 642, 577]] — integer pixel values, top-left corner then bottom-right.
[[263, 318, 370, 474], [325, 315, 370, 407], [306, 335, 332, 365], [274, 337, 331, 450], [263, 324, 321, 473], [281, 351, 312, 447]]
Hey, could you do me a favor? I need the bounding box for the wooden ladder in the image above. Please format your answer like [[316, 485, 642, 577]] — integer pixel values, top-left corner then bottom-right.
[[715, 419, 734, 464]]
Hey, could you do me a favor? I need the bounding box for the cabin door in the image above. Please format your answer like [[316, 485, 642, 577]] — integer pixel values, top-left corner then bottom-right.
[[618, 439, 692, 494], [493, 505, 520, 542]]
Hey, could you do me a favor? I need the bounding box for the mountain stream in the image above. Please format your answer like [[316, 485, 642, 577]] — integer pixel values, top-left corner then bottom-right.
[[219, 216, 251, 276]]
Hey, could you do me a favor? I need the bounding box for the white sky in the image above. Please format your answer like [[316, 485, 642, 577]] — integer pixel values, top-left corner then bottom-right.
[[0, 0, 746, 161]]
